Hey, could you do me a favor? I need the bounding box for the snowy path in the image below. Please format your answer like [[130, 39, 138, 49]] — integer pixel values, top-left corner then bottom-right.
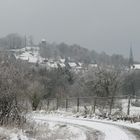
[[31, 114, 140, 140], [33, 118, 103, 140]]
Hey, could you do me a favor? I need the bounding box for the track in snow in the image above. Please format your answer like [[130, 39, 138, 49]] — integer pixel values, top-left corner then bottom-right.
[[34, 118, 104, 140], [32, 115, 140, 140]]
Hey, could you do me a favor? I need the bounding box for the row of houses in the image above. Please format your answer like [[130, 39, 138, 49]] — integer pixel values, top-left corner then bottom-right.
[[11, 46, 140, 73], [12, 46, 98, 73]]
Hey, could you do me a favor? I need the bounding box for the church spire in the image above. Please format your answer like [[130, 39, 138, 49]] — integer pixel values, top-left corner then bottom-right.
[[129, 44, 134, 69]]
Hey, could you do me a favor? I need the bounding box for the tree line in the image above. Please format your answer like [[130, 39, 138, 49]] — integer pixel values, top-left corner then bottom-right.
[[0, 33, 132, 67], [39, 42, 131, 67], [0, 52, 139, 123]]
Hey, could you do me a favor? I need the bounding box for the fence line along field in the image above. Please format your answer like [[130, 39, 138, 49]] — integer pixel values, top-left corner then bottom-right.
[[40, 95, 140, 118]]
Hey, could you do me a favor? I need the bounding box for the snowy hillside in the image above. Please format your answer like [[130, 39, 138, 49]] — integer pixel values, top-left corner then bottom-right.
[[11, 46, 97, 72], [11, 46, 140, 72], [14, 46, 44, 63]]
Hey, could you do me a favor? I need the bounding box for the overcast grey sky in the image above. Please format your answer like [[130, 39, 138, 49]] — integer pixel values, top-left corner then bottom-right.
[[0, 0, 140, 60]]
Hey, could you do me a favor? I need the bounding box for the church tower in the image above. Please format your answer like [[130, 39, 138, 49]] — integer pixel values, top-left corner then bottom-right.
[[129, 46, 134, 69]]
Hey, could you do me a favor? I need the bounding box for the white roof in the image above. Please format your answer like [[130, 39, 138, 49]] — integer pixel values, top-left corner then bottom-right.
[[89, 64, 98, 67], [60, 59, 65, 63], [134, 64, 140, 69], [59, 63, 65, 67], [47, 62, 58, 68], [68, 62, 77, 67]]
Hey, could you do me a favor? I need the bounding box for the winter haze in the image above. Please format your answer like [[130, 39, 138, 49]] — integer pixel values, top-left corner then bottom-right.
[[0, 0, 140, 60]]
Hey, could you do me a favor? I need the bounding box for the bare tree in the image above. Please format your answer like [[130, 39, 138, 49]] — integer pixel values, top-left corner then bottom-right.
[[84, 67, 121, 114], [122, 70, 140, 96]]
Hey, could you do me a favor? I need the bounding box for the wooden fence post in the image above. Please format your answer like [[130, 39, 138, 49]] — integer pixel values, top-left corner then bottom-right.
[[56, 98, 59, 110], [47, 99, 50, 110], [127, 96, 131, 116], [93, 97, 96, 113], [109, 96, 114, 115], [77, 98, 80, 112], [65, 98, 68, 111]]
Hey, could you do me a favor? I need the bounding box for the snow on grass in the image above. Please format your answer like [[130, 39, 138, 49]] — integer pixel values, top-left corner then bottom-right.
[[120, 99, 140, 116], [25, 117, 87, 140], [30, 111, 140, 140], [0, 127, 28, 140]]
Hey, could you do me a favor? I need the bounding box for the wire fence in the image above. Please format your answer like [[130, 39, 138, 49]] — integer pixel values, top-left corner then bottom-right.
[[40, 95, 140, 116]]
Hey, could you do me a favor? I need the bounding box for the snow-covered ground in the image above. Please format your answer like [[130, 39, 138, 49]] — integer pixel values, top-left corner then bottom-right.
[[29, 120, 88, 140], [119, 99, 140, 116], [11, 46, 97, 71], [29, 111, 140, 140], [1, 110, 140, 140], [0, 120, 88, 140], [24, 116, 90, 140], [0, 127, 28, 140], [14, 46, 44, 64]]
